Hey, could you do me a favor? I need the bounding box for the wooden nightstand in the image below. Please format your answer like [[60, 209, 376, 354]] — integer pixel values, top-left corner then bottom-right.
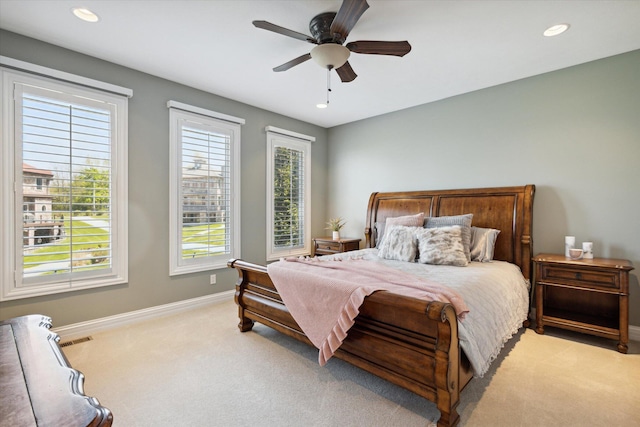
[[533, 253, 634, 353], [313, 237, 361, 256]]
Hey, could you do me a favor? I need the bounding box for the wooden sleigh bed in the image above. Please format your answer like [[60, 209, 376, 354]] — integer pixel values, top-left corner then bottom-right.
[[228, 185, 535, 427]]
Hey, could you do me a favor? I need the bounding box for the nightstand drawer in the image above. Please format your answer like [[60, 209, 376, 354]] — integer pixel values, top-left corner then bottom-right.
[[317, 241, 340, 252], [541, 265, 619, 290], [313, 237, 361, 256]]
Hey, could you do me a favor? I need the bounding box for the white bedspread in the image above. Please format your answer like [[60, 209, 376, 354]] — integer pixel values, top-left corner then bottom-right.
[[325, 249, 530, 377]]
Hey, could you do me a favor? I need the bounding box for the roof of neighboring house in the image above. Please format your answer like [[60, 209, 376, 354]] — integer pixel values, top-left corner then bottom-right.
[[23, 163, 53, 177], [182, 161, 222, 179]]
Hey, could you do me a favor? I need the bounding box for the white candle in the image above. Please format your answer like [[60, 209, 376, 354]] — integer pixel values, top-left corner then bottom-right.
[[565, 236, 575, 257], [582, 241, 593, 259]]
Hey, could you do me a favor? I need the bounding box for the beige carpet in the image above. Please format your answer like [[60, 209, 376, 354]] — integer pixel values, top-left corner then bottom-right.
[[62, 300, 640, 426]]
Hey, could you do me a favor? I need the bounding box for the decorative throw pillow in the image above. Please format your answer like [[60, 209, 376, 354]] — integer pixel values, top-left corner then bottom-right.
[[470, 226, 500, 262], [377, 225, 419, 262], [416, 225, 468, 266], [377, 212, 425, 248], [424, 214, 473, 262]]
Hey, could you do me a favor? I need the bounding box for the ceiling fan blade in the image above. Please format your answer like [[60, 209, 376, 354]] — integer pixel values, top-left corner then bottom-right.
[[330, 0, 369, 44], [273, 53, 312, 72], [253, 20, 317, 44], [346, 40, 412, 57], [336, 61, 357, 82]]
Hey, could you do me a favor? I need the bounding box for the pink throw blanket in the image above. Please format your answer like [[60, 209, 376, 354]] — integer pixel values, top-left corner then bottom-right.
[[267, 257, 469, 366]]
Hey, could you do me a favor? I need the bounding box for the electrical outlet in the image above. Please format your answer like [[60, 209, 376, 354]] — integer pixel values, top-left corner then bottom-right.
[[209, 274, 216, 285]]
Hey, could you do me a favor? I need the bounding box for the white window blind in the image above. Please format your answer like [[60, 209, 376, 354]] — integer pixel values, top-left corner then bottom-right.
[[1, 67, 129, 301], [266, 129, 311, 260], [169, 105, 241, 275]]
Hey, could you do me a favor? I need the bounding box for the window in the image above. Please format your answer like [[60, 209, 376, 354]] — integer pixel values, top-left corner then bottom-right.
[[168, 101, 242, 275], [1, 65, 129, 301], [266, 127, 313, 261]]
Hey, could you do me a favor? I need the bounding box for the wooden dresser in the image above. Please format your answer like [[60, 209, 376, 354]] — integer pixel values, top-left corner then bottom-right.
[[0, 315, 112, 426], [533, 253, 634, 353], [312, 237, 361, 256]]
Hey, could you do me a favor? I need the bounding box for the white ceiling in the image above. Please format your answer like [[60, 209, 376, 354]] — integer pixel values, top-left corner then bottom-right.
[[1, 1, 639, 128]]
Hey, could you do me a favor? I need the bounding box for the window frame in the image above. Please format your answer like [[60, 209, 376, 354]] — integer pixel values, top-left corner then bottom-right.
[[266, 127, 313, 261], [1, 66, 129, 301], [168, 103, 242, 275]]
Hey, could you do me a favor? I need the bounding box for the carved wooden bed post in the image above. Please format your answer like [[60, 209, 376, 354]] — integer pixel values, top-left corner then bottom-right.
[[428, 302, 460, 427], [231, 258, 255, 332]]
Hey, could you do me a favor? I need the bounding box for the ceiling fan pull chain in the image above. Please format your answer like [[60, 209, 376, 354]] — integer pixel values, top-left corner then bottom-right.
[[326, 66, 332, 105]]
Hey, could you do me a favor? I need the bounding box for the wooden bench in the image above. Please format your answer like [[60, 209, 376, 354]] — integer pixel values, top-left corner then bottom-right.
[[0, 315, 112, 426]]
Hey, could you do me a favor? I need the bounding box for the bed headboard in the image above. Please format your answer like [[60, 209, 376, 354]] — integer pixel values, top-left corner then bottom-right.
[[364, 185, 535, 281]]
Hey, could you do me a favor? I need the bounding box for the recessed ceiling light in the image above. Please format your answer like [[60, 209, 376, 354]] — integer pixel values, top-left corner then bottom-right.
[[72, 7, 100, 23], [316, 103, 328, 109], [543, 23, 570, 37]]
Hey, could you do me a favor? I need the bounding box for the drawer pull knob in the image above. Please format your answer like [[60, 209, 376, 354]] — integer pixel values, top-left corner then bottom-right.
[[575, 272, 582, 280]]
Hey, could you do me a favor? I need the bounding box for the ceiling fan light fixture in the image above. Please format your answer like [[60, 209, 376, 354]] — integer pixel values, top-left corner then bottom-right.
[[310, 44, 350, 69], [316, 103, 328, 109], [543, 23, 570, 37]]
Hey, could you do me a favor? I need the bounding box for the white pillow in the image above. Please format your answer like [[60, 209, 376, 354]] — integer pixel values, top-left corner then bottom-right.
[[470, 226, 500, 262], [416, 225, 468, 266], [377, 225, 419, 262]]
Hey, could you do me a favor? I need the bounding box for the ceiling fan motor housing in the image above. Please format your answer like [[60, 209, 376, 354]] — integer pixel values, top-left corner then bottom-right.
[[310, 12, 340, 44]]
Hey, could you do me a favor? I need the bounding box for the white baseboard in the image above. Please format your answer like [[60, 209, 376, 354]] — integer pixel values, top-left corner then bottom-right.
[[53, 290, 235, 341]]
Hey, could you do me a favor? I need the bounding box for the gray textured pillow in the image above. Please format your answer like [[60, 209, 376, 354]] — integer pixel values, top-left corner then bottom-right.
[[470, 226, 500, 262], [424, 214, 473, 262], [377, 212, 424, 248], [416, 225, 468, 266], [377, 225, 419, 262]]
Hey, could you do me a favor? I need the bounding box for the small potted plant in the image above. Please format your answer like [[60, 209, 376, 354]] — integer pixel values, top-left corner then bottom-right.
[[326, 217, 346, 240]]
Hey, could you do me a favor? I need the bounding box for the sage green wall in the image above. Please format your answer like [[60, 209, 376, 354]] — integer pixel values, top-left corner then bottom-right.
[[0, 30, 328, 326], [327, 50, 640, 327]]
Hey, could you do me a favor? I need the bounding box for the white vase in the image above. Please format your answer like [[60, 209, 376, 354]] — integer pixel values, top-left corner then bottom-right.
[[332, 231, 340, 240]]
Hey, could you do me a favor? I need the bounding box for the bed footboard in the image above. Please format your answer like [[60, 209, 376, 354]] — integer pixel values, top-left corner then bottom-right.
[[229, 258, 467, 427]]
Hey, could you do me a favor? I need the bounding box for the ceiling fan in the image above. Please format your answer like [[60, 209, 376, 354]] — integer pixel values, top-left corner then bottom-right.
[[253, 0, 411, 83]]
